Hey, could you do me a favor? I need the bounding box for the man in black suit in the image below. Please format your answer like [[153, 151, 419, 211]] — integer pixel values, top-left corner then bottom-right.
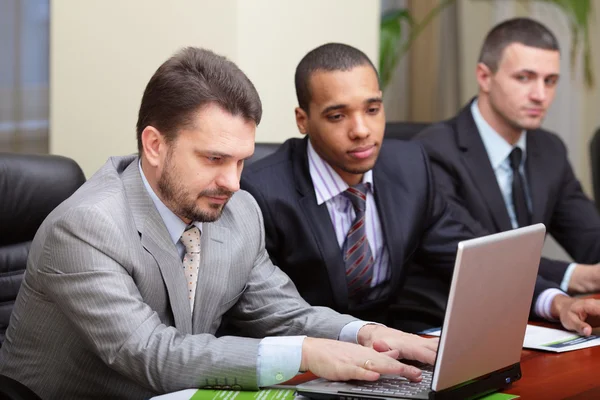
[[415, 18, 600, 298], [241, 42, 600, 335]]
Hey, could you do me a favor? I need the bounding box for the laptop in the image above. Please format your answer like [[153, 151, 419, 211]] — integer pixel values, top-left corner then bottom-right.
[[297, 224, 546, 400]]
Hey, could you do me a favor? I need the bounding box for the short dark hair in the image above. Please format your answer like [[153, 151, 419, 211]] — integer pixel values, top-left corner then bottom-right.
[[295, 43, 378, 113], [478, 18, 559, 72], [136, 47, 262, 153]]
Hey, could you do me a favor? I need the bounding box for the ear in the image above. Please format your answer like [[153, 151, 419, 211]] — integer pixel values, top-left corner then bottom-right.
[[476, 62, 493, 93], [295, 107, 309, 136], [141, 126, 165, 167]]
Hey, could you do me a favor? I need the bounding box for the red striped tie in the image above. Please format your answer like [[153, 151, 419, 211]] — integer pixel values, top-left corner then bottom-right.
[[342, 183, 374, 298]]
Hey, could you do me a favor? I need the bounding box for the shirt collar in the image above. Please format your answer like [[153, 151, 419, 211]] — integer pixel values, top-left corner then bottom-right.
[[138, 160, 202, 245], [307, 138, 373, 205], [471, 99, 527, 170]]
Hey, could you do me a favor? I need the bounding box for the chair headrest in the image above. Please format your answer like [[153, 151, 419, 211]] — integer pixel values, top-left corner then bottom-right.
[[0, 153, 86, 246]]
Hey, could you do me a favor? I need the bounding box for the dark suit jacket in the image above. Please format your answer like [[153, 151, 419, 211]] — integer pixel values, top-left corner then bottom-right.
[[241, 137, 556, 328], [415, 100, 600, 284]]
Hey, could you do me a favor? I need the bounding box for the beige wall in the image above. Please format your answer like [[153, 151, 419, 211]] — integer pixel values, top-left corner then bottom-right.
[[50, 0, 380, 177]]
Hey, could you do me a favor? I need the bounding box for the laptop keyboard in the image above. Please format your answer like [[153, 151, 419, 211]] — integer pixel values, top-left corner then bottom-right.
[[346, 365, 433, 397]]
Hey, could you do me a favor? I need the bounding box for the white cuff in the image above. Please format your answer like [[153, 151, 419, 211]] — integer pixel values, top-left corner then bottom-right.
[[339, 320, 385, 344], [534, 288, 565, 321], [257, 336, 305, 387], [560, 263, 578, 292]]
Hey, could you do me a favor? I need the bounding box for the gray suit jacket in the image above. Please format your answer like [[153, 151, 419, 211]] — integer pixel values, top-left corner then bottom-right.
[[0, 156, 356, 400]]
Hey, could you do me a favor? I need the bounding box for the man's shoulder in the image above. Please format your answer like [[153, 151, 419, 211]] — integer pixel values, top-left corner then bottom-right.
[[375, 139, 429, 175], [530, 127, 567, 153], [244, 138, 303, 175], [414, 118, 459, 148], [241, 138, 304, 193], [42, 157, 134, 228], [379, 138, 426, 157]]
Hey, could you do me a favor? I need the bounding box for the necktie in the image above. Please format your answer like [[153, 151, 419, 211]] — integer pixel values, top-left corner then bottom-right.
[[180, 226, 201, 313], [509, 148, 530, 227], [342, 183, 374, 298]]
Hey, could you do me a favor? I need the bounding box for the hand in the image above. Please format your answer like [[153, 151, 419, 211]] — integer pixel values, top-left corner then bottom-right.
[[357, 324, 438, 365], [552, 295, 600, 336], [568, 264, 600, 294], [300, 337, 422, 382]]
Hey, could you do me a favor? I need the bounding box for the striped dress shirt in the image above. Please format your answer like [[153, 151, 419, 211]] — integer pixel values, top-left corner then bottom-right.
[[307, 140, 391, 288]]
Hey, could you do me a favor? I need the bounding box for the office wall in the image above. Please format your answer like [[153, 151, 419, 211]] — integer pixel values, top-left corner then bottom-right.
[[50, 0, 380, 177]]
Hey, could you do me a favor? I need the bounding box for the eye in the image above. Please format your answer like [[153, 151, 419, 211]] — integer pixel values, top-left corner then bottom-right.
[[545, 77, 558, 87], [516, 75, 530, 82], [367, 106, 380, 114], [206, 156, 222, 163], [327, 114, 344, 122]]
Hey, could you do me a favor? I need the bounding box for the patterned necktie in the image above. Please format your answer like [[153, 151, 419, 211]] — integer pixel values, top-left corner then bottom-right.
[[342, 183, 374, 298], [509, 148, 531, 228], [180, 226, 201, 313]]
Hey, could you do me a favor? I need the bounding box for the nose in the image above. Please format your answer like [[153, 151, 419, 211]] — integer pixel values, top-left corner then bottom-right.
[[530, 80, 547, 103], [349, 114, 370, 140], [216, 163, 240, 193]]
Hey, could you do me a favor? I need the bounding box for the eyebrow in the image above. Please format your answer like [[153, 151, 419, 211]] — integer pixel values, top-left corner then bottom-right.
[[320, 97, 383, 116], [515, 69, 559, 78], [197, 150, 232, 159]]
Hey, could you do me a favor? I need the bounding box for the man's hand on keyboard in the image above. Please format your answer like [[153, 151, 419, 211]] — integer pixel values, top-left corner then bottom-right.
[[300, 338, 423, 383], [357, 324, 439, 366]]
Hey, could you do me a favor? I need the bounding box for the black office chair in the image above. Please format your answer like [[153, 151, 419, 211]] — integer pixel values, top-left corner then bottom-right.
[[590, 127, 600, 212], [0, 153, 86, 347], [0, 374, 42, 400], [246, 142, 280, 167]]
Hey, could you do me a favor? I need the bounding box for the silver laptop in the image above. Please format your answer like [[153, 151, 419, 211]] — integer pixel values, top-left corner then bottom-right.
[[297, 224, 546, 400]]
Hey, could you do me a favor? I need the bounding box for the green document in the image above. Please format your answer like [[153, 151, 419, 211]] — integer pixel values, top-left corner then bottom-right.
[[190, 389, 295, 400], [480, 393, 520, 399]]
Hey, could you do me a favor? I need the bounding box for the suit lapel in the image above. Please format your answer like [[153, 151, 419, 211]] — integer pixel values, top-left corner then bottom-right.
[[293, 139, 349, 310], [122, 159, 193, 334], [456, 104, 513, 232], [525, 132, 548, 223], [192, 223, 231, 333], [373, 165, 404, 290]]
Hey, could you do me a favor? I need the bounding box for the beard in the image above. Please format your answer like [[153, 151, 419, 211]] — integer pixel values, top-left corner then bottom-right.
[[157, 157, 233, 223]]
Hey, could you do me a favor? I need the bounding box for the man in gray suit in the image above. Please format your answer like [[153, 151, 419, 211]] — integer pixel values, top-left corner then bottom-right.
[[0, 48, 437, 400]]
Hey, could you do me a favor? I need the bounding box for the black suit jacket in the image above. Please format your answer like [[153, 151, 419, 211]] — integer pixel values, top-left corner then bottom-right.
[[415, 100, 600, 284], [241, 137, 556, 325]]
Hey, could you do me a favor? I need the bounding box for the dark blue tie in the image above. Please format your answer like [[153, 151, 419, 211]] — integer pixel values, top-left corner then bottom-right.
[[342, 183, 374, 298]]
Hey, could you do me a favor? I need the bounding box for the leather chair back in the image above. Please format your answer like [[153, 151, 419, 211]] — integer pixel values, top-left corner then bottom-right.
[[0, 153, 85, 347]]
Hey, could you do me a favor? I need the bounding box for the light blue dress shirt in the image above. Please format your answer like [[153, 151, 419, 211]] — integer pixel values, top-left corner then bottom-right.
[[471, 100, 569, 319], [137, 161, 368, 386]]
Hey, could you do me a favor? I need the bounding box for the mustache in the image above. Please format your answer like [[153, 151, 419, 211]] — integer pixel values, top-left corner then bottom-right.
[[198, 188, 235, 198]]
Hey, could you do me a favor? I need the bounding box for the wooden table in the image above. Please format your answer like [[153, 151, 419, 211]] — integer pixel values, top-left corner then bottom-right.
[[508, 343, 600, 399], [505, 294, 600, 399]]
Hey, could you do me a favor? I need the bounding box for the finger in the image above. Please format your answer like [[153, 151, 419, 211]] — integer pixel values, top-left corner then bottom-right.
[[565, 313, 593, 336], [381, 349, 400, 358], [394, 340, 438, 365], [369, 360, 422, 382], [372, 339, 391, 353], [351, 364, 380, 381], [579, 299, 600, 318], [410, 346, 437, 365]]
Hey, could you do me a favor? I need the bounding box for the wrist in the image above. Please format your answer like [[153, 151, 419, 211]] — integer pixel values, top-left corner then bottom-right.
[[550, 294, 573, 319], [357, 324, 379, 346], [299, 337, 313, 372]]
